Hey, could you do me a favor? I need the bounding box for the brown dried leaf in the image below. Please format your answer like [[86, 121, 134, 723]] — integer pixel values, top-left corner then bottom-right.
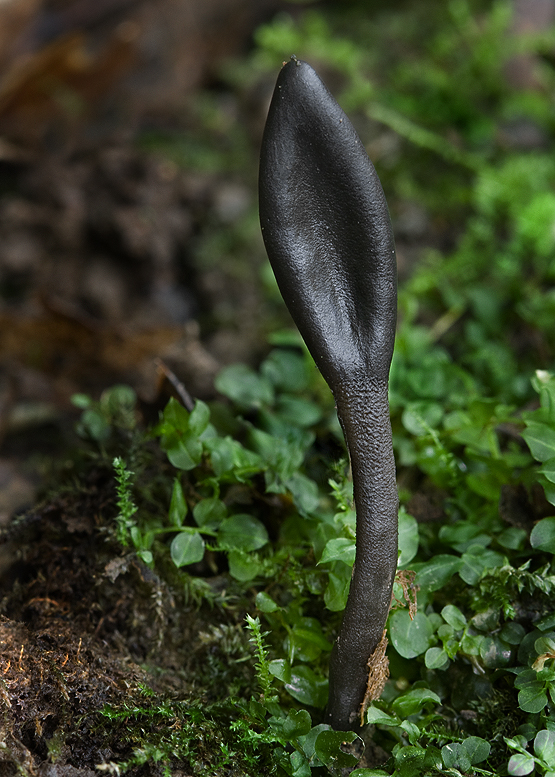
[[360, 629, 389, 726]]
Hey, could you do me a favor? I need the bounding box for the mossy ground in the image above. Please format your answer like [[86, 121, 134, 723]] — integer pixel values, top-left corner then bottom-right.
[[0, 467, 264, 777]]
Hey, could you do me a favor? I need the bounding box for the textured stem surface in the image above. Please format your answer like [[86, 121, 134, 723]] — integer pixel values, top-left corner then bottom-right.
[[259, 57, 398, 731], [327, 380, 398, 729]]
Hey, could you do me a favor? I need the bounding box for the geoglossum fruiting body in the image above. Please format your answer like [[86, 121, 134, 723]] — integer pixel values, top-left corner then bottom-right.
[[259, 58, 398, 731]]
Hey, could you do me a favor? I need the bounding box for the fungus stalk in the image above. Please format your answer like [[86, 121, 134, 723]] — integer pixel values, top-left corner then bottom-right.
[[259, 57, 398, 731]]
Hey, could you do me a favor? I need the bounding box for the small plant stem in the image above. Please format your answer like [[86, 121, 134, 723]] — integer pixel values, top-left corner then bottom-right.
[[113, 457, 138, 547]]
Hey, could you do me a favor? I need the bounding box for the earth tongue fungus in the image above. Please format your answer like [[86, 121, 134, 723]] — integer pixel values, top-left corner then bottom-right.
[[259, 57, 398, 731]]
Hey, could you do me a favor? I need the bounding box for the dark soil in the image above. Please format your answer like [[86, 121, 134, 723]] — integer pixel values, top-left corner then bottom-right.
[[0, 472, 161, 774], [0, 458, 261, 775]]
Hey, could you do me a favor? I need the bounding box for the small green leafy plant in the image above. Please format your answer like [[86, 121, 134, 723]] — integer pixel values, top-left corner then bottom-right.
[[112, 456, 138, 549]]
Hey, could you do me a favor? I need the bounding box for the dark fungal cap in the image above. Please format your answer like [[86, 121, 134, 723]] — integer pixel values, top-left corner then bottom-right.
[[259, 57, 397, 385]]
